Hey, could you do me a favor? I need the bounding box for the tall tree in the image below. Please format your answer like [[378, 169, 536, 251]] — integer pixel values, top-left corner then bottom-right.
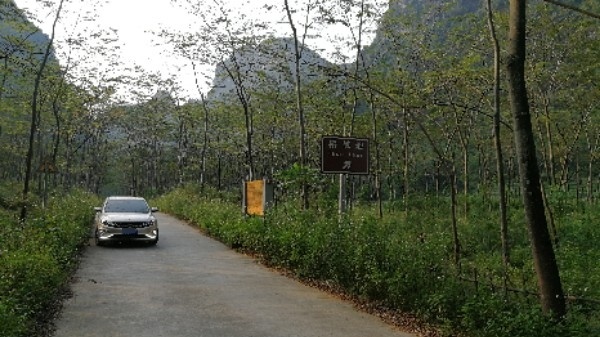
[[506, 0, 565, 318], [486, 0, 510, 273], [284, 0, 311, 210], [20, 0, 65, 221]]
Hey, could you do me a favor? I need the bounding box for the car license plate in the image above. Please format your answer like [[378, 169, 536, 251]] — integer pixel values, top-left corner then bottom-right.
[[122, 228, 138, 235]]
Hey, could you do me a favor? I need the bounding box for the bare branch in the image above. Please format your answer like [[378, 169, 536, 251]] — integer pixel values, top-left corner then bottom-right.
[[543, 0, 600, 19]]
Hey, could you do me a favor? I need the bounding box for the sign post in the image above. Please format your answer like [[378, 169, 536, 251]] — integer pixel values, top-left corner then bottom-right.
[[321, 136, 370, 175], [243, 179, 274, 216], [321, 136, 369, 215]]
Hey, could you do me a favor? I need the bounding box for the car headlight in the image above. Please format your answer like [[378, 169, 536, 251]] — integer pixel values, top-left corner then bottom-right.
[[145, 219, 157, 227], [102, 219, 114, 227]]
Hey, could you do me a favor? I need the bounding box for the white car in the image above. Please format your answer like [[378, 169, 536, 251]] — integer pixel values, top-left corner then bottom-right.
[[94, 196, 159, 246]]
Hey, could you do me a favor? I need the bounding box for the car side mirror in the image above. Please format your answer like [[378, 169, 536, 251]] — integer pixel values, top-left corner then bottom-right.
[[94, 207, 102, 212], [151, 207, 159, 213]]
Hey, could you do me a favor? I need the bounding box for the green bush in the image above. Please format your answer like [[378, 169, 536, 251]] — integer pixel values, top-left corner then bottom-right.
[[0, 189, 98, 337], [0, 250, 64, 313], [0, 299, 27, 337]]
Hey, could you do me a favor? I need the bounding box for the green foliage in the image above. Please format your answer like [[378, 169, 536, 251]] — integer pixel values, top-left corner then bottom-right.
[[1, 0, 598, 335], [0, 181, 25, 210], [0, 298, 27, 337], [458, 295, 596, 337], [152, 184, 240, 237], [156, 186, 599, 337], [275, 163, 329, 198], [0, 190, 98, 337]]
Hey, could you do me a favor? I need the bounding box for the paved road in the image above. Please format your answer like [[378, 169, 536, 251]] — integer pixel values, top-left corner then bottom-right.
[[53, 213, 416, 337]]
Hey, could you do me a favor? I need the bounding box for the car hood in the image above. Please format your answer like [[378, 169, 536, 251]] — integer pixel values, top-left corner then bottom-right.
[[100, 212, 154, 222]]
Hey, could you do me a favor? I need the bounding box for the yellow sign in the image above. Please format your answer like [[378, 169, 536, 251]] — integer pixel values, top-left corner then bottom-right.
[[246, 180, 264, 216]]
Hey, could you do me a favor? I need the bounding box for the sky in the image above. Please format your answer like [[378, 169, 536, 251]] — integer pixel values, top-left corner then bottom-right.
[[13, 0, 387, 102]]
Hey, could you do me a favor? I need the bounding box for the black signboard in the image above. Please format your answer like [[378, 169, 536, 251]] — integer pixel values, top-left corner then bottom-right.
[[321, 136, 369, 174]]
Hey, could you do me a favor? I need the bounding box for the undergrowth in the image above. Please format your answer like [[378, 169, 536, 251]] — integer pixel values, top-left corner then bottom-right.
[[0, 188, 98, 337]]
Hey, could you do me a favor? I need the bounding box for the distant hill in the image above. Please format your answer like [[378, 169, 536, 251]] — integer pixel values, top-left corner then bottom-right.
[[207, 37, 334, 101], [206, 0, 485, 103], [0, 0, 52, 51], [362, 0, 485, 68], [1, 0, 56, 98]]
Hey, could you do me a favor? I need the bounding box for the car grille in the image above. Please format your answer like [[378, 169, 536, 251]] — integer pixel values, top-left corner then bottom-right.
[[113, 222, 147, 228]]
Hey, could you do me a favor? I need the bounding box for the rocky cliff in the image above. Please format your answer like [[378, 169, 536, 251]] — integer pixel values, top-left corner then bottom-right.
[[206, 0, 486, 102]]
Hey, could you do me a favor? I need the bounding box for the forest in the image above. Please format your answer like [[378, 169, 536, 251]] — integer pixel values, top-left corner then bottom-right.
[[1, 0, 599, 336]]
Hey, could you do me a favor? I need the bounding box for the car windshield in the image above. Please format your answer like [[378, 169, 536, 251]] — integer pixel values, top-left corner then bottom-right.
[[104, 199, 150, 213]]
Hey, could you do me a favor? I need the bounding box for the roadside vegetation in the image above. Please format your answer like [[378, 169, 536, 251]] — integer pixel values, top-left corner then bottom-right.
[[0, 184, 98, 337], [155, 184, 600, 337], [2, 1, 599, 336]]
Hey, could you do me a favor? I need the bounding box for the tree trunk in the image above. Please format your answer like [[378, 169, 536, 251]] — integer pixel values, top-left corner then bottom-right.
[[177, 116, 186, 186], [370, 98, 382, 218], [191, 61, 210, 188], [587, 130, 598, 203], [20, 0, 65, 221], [201, 99, 209, 187], [506, 0, 565, 318], [284, 0, 309, 210], [450, 161, 460, 270], [452, 106, 471, 216], [542, 98, 556, 185], [486, 0, 511, 270], [221, 59, 254, 182], [403, 109, 410, 213]]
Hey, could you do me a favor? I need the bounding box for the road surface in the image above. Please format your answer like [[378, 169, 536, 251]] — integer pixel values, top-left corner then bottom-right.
[[53, 213, 416, 337]]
